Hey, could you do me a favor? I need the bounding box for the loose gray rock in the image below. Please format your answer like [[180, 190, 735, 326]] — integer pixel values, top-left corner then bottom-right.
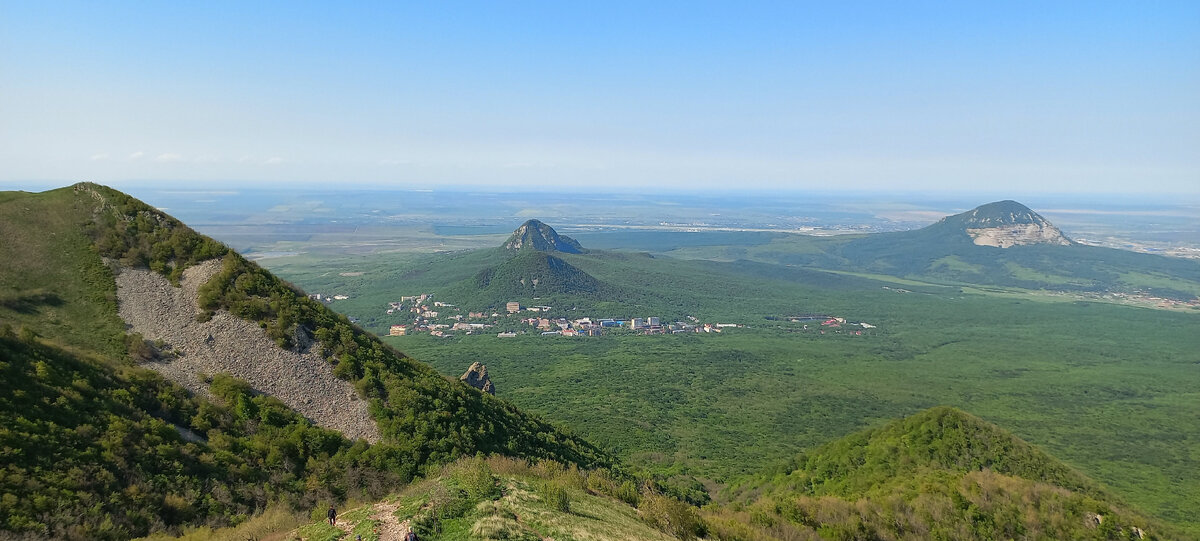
[[115, 259, 381, 443]]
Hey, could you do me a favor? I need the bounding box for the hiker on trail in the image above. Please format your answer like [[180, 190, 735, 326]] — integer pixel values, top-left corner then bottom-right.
[[327, 504, 336, 525], [405, 531, 418, 541]]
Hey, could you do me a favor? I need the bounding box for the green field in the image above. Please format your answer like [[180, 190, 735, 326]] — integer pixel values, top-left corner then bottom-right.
[[262, 234, 1200, 534]]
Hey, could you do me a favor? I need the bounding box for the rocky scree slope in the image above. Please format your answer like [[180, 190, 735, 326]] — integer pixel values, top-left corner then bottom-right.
[[79, 182, 610, 469], [116, 258, 380, 442]]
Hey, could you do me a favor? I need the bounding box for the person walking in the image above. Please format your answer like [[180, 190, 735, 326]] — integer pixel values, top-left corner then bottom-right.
[[327, 504, 337, 525]]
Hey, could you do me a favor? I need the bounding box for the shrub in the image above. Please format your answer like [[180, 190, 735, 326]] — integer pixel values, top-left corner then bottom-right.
[[453, 456, 500, 501], [639, 492, 704, 541], [539, 482, 571, 513]]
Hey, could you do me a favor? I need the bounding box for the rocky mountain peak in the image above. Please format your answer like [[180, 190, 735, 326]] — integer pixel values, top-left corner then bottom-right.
[[503, 220, 585, 254], [940, 200, 1073, 248], [460, 362, 495, 395]]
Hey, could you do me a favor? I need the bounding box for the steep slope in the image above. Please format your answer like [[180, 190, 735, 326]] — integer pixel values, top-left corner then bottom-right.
[[715, 407, 1168, 540], [0, 332, 400, 540], [115, 259, 379, 441], [0, 184, 611, 539], [504, 219, 586, 254]]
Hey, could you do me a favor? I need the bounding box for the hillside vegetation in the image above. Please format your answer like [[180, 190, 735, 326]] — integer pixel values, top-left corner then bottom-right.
[[279, 457, 687, 541], [0, 331, 399, 538], [706, 407, 1168, 541], [141, 411, 1173, 541], [0, 184, 610, 539]]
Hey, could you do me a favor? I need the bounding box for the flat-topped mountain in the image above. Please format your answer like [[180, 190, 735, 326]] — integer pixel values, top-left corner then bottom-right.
[[933, 200, 1073, 248], [504, 219, 586, 253]]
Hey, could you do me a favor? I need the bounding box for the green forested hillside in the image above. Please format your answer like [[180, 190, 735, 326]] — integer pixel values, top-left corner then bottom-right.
[[0, 332, 400, 538], [0, 185, 610, 539], [439, 250, 614, 311], [730, 407, 1103, 500], [707, 407, 1170, 541]]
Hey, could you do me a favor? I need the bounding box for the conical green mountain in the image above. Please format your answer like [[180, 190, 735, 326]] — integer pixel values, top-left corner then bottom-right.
[[435, 220, 613, 309], [0, 184, 608, 540], [759, 406, 1100, 497], [475, 250, 604, 297], [503, 219, 586, 254]]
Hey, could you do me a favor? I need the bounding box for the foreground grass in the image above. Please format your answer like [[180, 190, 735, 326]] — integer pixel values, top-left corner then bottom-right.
[[281, 457, 676, 541], [134, 506, 307, 541]]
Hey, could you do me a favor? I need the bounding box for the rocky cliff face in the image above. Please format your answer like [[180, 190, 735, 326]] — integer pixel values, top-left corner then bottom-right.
[[460, 362, 495, 395], [939, 200, 1072, 248], [504, 220, 585, 254]]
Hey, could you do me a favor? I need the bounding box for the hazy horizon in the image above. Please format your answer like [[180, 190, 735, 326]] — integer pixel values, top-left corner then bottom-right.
[[2, 2, 1197, 194]]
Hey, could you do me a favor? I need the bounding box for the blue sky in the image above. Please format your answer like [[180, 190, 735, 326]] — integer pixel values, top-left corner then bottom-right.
[[1, 1, 1197, 194]]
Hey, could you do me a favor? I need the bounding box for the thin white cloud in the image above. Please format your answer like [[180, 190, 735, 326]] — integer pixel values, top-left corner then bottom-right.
[[379, 159, 411, 166], [155, 153, 183, 162], [129, 151, 145, 160], [89, 152, 110, 161], [264, 157, 284, 165]]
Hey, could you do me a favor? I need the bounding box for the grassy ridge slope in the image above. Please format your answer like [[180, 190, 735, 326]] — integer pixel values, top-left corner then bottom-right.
[[710, 407, 1171, 541]]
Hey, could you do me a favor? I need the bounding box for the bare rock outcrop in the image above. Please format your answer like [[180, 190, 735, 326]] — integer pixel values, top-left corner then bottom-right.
[[967, 222, 1071, 248], [460, 362, 495, 395], [115, 259, 380, 443]]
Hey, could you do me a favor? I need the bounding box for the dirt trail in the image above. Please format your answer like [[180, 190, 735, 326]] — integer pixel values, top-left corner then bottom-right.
[[327, 500, 410, 541], [370, 501, 409, 540]]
